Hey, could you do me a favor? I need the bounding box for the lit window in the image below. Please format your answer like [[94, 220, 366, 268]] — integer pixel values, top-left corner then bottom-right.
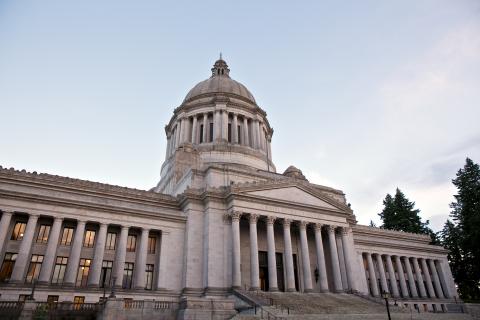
[[145, 264, 154, 290], [123, 262, 134, 289], [83, 230, 96, 248], [36, 225, 51, 244], [126, 235, 136, 252], [51, 256, 68, 284], [73, 296, 85, 310], [147, 236, 156, 254], [25, 255, 44, 283], [76, 259, 91, 287], [60, 227, 74, 246], [100, 260, 113, 288], [0, 253, 17, 281], [105, 232, 117, 250], [11, 222, 26, 240]]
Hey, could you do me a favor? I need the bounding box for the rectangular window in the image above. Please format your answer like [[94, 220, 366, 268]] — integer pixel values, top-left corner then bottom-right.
[[100, 260, 113, 288], [105, 232, 117, 250], [60, 227, 74, 246], [228, 123, 232, 142], [123, 262, 134, 289], [145, 264, 154, 290], [126, 235, 136, 252], [209, 123, 214, 142], [11, 222, 26, 240], [36, 225, 51, 244], [83, 230, 96, 248], [76, 258, 91, 287], [73, 296, 85, 310], [25, 255, 44, 283], [51, 256, 68, 284], [47, 295, 59, 304], [199, 125, 204, 143], [0, 253, 17, 281], [237, 125, 241, 144], [18, 295, 30, 302], [147, 236, 156, 254]]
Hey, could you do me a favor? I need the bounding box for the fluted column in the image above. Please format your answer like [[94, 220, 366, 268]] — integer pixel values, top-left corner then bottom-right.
[[114, 226, 129, 287], [156, 232, 167, 290], [283, 219, 296, 291], [299, 221, 313, 292], [231, 212, 242, 288], [266, 216, 278, 292], [394, 256, 409, 297], [420, 258, 436, 298], [232, 114, 239, 144], [249, 214, 260, 290], [174, 123, 181, 149], [341, 227, 355, 291], [366, 253, 379, 297], [412, 257, 427, 297], [165, 135, 171, 159], [313, 224, 328, 292], [403, 257, 418, 297], [243, 118, 250, 147], [10, 214, 39, 282], [428, 259, 444, 299], [88, 223, 108, 287], [202, 113, 208, 143], [38, 217, 63, 284], [0, 211, 13, 254], [375, 254, 389, 294], [327, 226, 343, 292], [63, 220, 86, 286], [435, 260, 451, 298], [214, 110, 221, 141], [134, 228, 150, 289], [221, 110, 228, 141], [178, 118, 186, 144], [385, 255, 400, 297], [191, 116, 198, 144]]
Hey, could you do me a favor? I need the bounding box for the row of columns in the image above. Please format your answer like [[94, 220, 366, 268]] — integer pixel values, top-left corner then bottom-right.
[[166, 111, 272, 158], [363, 252, 449, 300], [230, 212, 355, 293], [0, 211, 165, 290]]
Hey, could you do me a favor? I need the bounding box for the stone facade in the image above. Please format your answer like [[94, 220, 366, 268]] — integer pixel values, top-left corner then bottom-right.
[[0, 58, 459, 318]]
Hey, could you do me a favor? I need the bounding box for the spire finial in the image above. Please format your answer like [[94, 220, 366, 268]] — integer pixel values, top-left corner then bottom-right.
[[219, 52, 222, 60]]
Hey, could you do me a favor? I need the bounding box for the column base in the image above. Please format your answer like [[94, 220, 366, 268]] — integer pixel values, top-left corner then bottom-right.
[[287, 288, 296, 292], [269, 288, 279, 292], [320, 289, 330, 293], [249, 287, 260, 291], [304, 289, 314, 293], [87, 283, 100, 289], [62, 282, 75, 288], [35, 280, 50, 286], [232, 286, 242, 290]]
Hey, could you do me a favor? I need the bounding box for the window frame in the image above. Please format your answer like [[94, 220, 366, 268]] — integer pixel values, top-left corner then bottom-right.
[[25, 254, 44, 283], [36, 224, 51, 244], [83, 230, 96, 248], [126, 235, 137, 252], [60, 227, 74, 246], [51, 256, 68, 284], [75, 258, 91, 287], [11, 222, 27, 241], [105, 232, 117, 251]]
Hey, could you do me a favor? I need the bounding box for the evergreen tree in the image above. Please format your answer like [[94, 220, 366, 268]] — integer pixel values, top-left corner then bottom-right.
[[378, 188, 437, 243], [441, 158, 480, 300]]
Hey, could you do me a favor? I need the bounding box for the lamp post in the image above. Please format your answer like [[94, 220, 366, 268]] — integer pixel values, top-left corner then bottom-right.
[[381, 291, 392, 320]]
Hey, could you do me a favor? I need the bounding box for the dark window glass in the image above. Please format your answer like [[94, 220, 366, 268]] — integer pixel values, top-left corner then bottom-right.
[[145, 264, 154, 290], [51, 256, 68, 284], [123, 262, 134, 289], [148, 236, 156, 254], [47, 295, 59, 304], [0, 253, 17, 281], [228, 123, 232, 142], [60, 227, 74, 246], [25, 254, 44, 283], [83, 230, 96, 248], [105, 232, 117, 250], [199, 125, 204, 143], [76, 259, 91, 287], [237, 125, 241, 144], [126, 235, 136, 252], [209, 123, 213, 142], [36, 225, 51, 244], [11, 222, 26, 240], [100, 260, 113, 288]]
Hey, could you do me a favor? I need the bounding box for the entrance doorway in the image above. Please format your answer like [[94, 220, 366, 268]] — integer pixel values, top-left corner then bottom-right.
[[293, 253, 299, 291], [259, 251, 269, 291]]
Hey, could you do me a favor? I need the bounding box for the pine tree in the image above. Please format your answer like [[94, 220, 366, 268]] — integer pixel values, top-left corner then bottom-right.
[[378, 188, 437, 242], [441, 158, 480, 300]]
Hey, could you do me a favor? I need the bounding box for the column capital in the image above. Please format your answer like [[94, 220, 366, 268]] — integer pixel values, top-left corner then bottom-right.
[[282, 218, 292, 227], [1, 210, 14, 215], [327, 225, 337, 233], [249, 214, 259, 224], [29, 213, 41, 218], [223, 214, 231, 224], [53, 216, 64, 222], [266, 216, 276, 225], [230, 211, 242, 221], [341, 226, 351, 235], [298, 221, 309, 229], [314, 223, 323, 231], [120, 225, 130, 231]]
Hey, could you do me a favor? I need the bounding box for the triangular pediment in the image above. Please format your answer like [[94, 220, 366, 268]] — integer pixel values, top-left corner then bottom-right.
[[244, 186, 339, 210]]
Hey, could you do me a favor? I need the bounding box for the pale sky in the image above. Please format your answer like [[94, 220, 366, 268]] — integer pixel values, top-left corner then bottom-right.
[[1, 0, 479, 231]]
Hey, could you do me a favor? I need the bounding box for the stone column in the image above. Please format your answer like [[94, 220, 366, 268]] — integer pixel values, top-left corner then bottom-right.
[[366, 253, 379, 297], [38, 217, 63, 284], [412, 257, 427, 297], [63, 220, 86, 286], [341, 227, 355, 291], [385, 255, 400, 297], [266, 216, 278, 291], [251, 119, 258, 149], [243, 118, 250, 147], [327, 226, 343, 292], [375, 254, 389, 294], [249, 214, 260, 290], [174, 123, 181, 149], [202, 113, 208, 143], [165, 135, 171, 159], [232, 114, 239, 144], [88, 223, 108, 287], [267, 136, 272, 160], [214, 110, 221, 141], [114, 226, 129, 287], [185, 117, 192, 143], [420, 258, 436, 298], [394, 256, 409, 298], [0, 210, 13, 254], [134, 228, 150, 289], [191, 116, 198, 144], [231, 212, 242, 288], [313, 224, 328, 292], [428, 259, 444, 299], [10, 214, 39, 282], [299, 221, 313, 292], [178, 118, 185, 144], [156, 231, 168, 290], [222, 110, 228, 141], [283, 219, 296, 292], [435, 260, 451, 298], [403, 257, 418, 297]]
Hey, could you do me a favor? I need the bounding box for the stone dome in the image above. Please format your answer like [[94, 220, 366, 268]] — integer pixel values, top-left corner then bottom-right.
[[183, 58, 256, 104], [283, 165, 308, 181]]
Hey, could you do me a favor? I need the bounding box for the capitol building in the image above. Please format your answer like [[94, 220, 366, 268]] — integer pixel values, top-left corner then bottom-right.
[[0, 58, 461, 319]]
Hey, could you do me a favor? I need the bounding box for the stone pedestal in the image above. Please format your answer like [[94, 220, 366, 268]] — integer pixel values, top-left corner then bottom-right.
[[177, 296, 236, 320]]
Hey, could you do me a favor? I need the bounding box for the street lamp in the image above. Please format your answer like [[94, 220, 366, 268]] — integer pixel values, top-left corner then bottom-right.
[[381, 291, 392, 320]]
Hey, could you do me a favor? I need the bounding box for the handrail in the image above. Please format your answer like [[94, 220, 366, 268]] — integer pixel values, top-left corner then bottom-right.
[[232, 289, 288, 320]]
